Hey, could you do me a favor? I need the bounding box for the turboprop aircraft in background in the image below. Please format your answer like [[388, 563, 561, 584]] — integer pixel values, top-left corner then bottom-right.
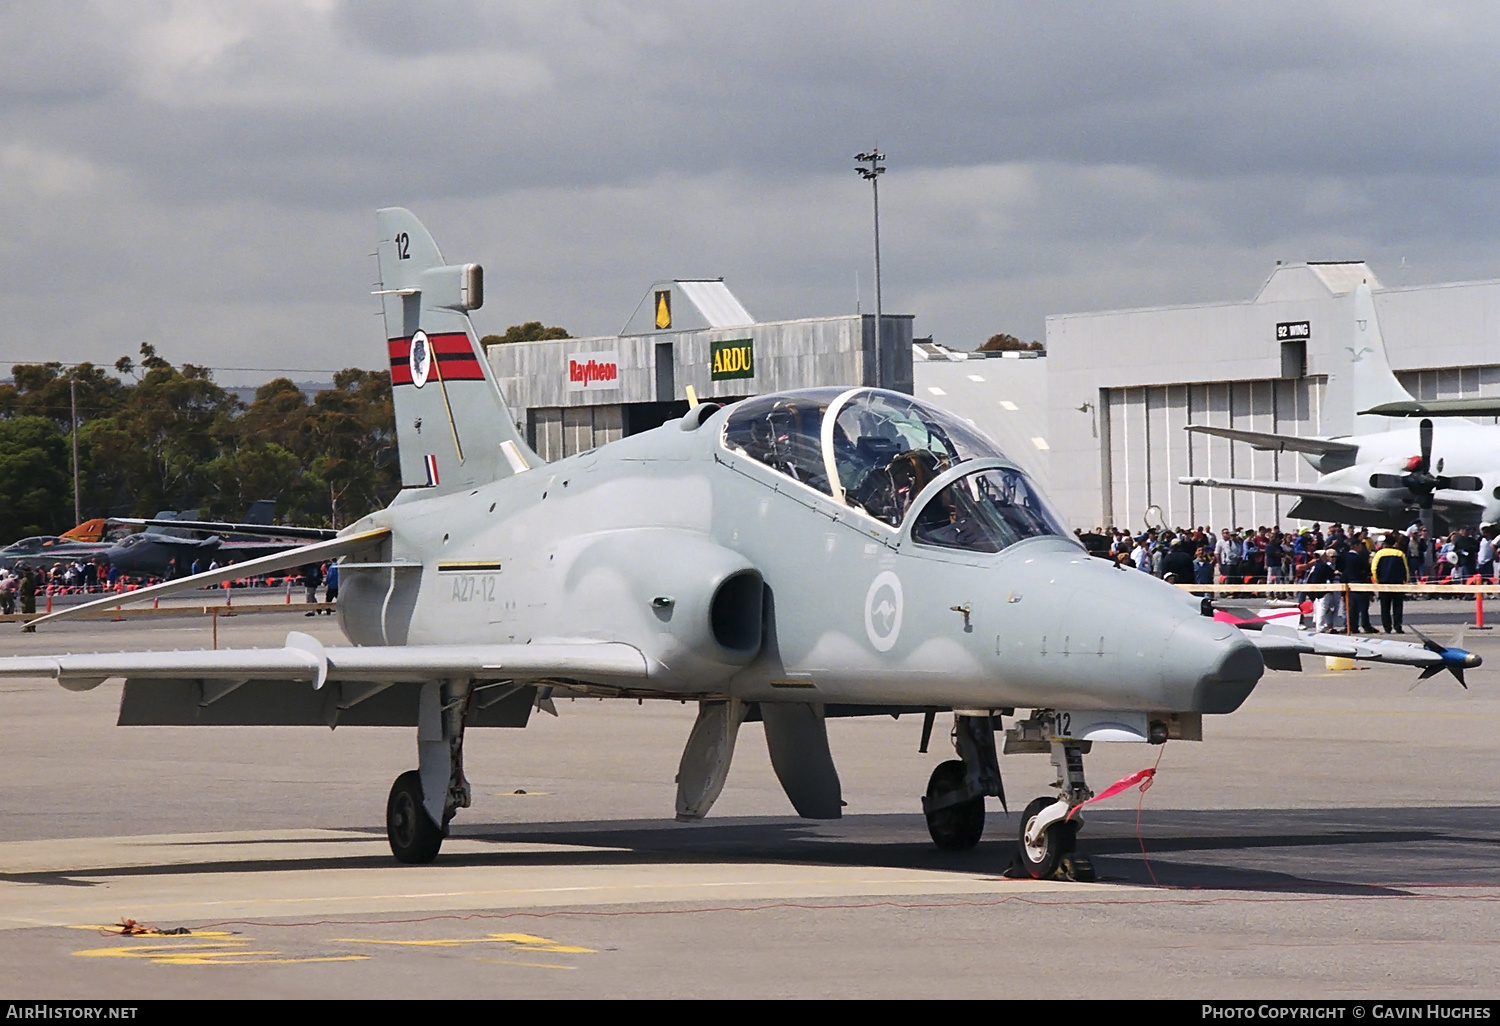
[[0, 212, 1475, 878], [1178, 283, 1500, 538]]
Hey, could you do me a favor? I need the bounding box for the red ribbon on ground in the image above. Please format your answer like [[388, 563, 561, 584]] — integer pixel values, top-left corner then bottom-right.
[[1066, 767, 1155, 820]]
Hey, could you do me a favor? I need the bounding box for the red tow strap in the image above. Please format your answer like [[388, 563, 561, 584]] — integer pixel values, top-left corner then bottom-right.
[[1066, 767, 1156, 820]]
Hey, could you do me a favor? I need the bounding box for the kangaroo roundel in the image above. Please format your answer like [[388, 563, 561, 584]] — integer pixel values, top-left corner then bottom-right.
[[864, 570, 903, 652], [409, 330, 431, 389]]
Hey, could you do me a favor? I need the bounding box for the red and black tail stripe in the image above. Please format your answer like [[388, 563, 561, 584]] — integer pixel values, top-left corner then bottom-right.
[[388, 334, 487, 385]]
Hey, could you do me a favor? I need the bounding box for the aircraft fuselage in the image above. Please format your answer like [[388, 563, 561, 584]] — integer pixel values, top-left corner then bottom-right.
[[341, 401, 1260, 717]]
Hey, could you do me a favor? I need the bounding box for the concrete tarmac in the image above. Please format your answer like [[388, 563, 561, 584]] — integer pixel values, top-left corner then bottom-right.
[[1, 609, 1498, 999]]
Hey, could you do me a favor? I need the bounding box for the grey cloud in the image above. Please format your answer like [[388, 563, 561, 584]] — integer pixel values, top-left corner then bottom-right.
[[5, 1, 1500, 378]]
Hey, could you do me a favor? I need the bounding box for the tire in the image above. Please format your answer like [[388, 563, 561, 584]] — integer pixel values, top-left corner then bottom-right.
[[387, 770, 444, 864], [1017, 796, 1066, 879], [923, 760, 985, 850]]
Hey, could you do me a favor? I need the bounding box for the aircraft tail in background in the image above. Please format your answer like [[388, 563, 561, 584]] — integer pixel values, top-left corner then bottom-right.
[[374, 208, 540, 495], [1320, 282, 1415, 437]]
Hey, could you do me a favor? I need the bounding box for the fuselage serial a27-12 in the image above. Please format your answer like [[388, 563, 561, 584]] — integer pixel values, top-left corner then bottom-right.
[[1, 211, 1476, 877]]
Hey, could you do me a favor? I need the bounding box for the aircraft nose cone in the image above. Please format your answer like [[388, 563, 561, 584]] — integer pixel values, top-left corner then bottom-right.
[[1171, 618, 1263, 714]]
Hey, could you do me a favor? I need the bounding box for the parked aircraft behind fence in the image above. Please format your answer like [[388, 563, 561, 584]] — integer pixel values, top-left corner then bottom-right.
[[0, 213, 1473, 877], [1179, 283, 1500, 539]]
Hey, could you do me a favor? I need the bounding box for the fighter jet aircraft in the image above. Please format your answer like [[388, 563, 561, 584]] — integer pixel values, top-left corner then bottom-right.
[[0, 211, 1474, 878], [1178, 283, 1500, 537], [102, 509, 335, 579]]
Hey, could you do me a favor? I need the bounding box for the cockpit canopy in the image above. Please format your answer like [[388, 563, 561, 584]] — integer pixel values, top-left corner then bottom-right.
[[721, 387, 1071, 552]]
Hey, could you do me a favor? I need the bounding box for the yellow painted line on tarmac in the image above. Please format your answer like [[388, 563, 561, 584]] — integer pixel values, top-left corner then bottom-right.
[[72, 937, 370, 966], [475, 958, 577, 970], [339, 932, 593, 954]]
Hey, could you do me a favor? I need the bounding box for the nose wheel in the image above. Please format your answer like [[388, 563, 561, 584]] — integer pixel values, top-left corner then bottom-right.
[[1017, 796, 1074, 878]]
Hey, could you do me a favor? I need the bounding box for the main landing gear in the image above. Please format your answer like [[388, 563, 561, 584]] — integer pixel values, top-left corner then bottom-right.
[[920, 710, 1096, 881], [387, 680, 472, 864], [921, 713, 1004, 851]]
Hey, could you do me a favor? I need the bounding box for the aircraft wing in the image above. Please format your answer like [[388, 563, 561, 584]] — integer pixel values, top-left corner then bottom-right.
[[109, 518, 337, 541], [0, 632, 650, 691], [1360, 398, 1500, 418], [1176, 475, 1367, 502], [1184, 424, 1359, 457], [0, 631, 649, 726], [24, 528, 390, 630], [1246, 623, 1479, 682]]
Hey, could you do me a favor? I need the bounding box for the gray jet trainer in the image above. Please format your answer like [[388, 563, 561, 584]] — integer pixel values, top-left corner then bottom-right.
[[1, 210, 1477, 877]]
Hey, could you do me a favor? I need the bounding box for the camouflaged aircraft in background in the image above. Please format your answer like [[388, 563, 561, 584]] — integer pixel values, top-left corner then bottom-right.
[[0, 210, 1475, 878]]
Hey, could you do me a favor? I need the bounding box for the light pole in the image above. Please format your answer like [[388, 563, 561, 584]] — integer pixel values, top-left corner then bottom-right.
[[855, 149, 885, 388], [70, 373, 80, 525]]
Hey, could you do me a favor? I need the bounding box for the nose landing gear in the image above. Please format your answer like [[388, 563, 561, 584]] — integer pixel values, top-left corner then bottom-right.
[[1016, 738, 1095, 881]]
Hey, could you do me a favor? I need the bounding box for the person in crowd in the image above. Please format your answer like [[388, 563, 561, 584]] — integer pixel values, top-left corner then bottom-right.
[[1373, 532, 1410, 634], [18, 567, 36, 616], [301, 562, 323, 615], [1339, 537, 1375, 633], [1477, 526, 1496, 582], [320, 561, 339, 614], [1307, 548, 1341, 632], [1193, 545, 1216, 588], [1216, 528, 1241, 582], [1453, 527, 1479, 578], [1131, 535, 1151, 573], [1161, 539, 1195, 584]]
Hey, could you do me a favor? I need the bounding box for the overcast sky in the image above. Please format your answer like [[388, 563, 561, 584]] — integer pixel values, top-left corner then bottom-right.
[[5, 1, 1500, 383]]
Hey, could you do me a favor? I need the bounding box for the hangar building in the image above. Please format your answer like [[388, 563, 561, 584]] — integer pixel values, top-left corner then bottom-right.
[[1045, 263, 1500, 532], [487, 279, 913, 461]]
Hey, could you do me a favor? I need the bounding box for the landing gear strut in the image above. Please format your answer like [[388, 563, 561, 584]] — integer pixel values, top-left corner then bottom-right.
[[387, 679, 471, 864], [922, 713, 1005, 850], [1016, 737, 1094, 880]]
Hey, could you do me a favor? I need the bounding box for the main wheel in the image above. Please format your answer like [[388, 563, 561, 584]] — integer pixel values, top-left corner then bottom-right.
[[1017, 796, 1067, 879], [387, 770, 444, 864], [923, 760, 985, 850]]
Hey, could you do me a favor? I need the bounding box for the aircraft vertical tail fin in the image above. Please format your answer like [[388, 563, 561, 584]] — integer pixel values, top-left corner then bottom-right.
[[1346, 282, 1414, 435], [375, 208, 540, 494]]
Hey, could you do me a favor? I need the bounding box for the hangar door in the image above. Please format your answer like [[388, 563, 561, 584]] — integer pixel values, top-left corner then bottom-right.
[[1101, 377, 1325, 532]]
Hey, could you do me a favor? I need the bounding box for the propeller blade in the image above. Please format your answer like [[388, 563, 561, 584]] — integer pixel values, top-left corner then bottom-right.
[[1369, 473, 1408, 490], [1419, 418, 1433, 474], [1437, 475, 1484, 491]]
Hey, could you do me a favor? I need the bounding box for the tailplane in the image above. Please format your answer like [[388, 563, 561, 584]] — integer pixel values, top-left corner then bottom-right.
[[375, 208, 539, 494]]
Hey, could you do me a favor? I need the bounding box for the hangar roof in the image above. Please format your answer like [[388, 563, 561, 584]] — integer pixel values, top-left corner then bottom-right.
[[620, 279, 754, 335]]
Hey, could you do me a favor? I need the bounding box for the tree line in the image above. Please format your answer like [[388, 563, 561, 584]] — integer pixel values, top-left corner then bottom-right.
[[0, 344, 398, 540], [0, 322, 574, 543]]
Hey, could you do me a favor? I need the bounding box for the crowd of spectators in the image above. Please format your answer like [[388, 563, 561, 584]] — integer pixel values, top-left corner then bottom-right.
[[0, 556, 341, 616], [1090, 521, 1498, 634]]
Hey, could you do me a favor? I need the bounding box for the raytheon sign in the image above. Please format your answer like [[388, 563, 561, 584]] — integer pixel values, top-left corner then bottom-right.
[[566, 351, 620, 392]]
